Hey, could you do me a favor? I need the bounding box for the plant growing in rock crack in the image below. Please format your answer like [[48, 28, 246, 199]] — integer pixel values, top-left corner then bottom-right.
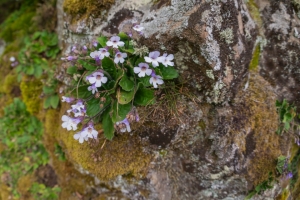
[[60, 25, 179, 142], [275, 99, 300, 145], [15, 31, 61, 109]]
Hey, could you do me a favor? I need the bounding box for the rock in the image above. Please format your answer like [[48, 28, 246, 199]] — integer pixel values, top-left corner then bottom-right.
[[54, 0, 299, 199]]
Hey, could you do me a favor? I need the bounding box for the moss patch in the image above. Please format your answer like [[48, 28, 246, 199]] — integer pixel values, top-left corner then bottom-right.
[[17, 174, 35, 200], [20, 76, 43, 115], [246, 0, 263, 30], [249, 44, 260, 71], [63, 0, 115, 18], [233, 72, 283, 186]]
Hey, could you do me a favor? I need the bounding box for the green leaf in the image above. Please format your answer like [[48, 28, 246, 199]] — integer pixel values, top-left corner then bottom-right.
[[276, 155, 286, 175], [26, 66, 35, 75], [102, 107, 114, 140], [86, 98, 101, 117], [117, 88, 135, 104], [43, 86, 55, 95], [135, 57, 145, 66], [102, 57, 116, 79], [119, 74, 134, 91], [97, 36, 108, 47], [118, 32, 129, 40], [34, 65, 43, 78], [32, 32, 41, 40], [78, 60, 97, 71], [67, 66, 77, 74], [138, 76, 151, 87], [283, 112, 292, 123], [158, 65, 179, 80], [71, 85, 92, 99], [284, 122, 290, 130], [121, 48, 134, 54], [134, 84, 155, 106], [50, 95, 59, 109], [111, 101, 132, 123], [44, 97, 52, 109]]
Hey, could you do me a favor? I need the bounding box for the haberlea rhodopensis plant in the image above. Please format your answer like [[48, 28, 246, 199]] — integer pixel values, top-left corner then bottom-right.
[[61, 25, 178, 142]]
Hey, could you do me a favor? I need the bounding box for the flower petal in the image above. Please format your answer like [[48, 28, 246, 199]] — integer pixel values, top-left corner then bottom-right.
[[144, 57, 152, 63], [134, 67, 141, 73]]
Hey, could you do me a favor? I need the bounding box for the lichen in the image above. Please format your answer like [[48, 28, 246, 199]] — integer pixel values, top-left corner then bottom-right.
[[20, 76, 43, 115], [219, 28, 234, 44]]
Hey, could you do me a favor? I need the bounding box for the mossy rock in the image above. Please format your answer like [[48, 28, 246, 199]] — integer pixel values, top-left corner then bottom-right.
[[63, 0, 115, 18], [0, 183, 11, 200], [54, 103, 151, 181], [43, 107, 151, 198], [20, 76, 43, 115], [233, 72, 284, 186], [17, 174, 35, 200]]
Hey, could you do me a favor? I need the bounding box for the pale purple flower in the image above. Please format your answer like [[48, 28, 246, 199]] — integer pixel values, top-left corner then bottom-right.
[[61, 96, 75, 103], [144, 51, 161, 67], [158, 53, 174, 67], [116, 118, 131, 132], [71, 46, 76, 52], [71, 100, 85, 111], [93, 41, 98, 47], [106, 36, 124, 48], [98, 48, 110, 59], [67, 56, 77, 61], [82, 123, 98, 139], [88, 84, 98, 94], [87, 71, 108, 87], [133, 63, 152, 77], [11, 61, 18, 67], [150, 74, 164, 88], [73, 108, 86, 117], [287, 172, 293, 179], [83, 45, 87, 50], [73, 131, 88, 143], [90, 51, 101, 60], [61, 115, 81, 131], [9, 56, 16, 62], [133, 25, 144, 32], [114, 52, 127, 64]]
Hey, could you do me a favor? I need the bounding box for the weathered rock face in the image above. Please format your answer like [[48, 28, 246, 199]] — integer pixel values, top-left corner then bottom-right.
[[54, 0, 299, 199]]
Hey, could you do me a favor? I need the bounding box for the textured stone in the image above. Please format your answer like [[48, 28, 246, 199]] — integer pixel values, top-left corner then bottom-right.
[[54, 0, 299, 199]]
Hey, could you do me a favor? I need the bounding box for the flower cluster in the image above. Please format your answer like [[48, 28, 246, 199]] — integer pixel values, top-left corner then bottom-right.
[[61, 97, 100, 143], [115, 107, 139, 133], [60, 23, 178, 141], [9, 56, 19, 67]]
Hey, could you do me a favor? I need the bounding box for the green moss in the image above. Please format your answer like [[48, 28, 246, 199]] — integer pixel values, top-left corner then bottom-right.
[[234, 72, 283, 186], [17, 174, 35, 200], [46, 103, 151, 181], [63, 0, 115, 18], [44, 109, 95, 199], [1, 71, 18, 94], [249, 44, 260, 71], [198, 120, 206, 131], [0, 2, 38, 42], [246, 0, 263, 30], [20, 77, 43, 115], [0, 184, 11, 200]]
